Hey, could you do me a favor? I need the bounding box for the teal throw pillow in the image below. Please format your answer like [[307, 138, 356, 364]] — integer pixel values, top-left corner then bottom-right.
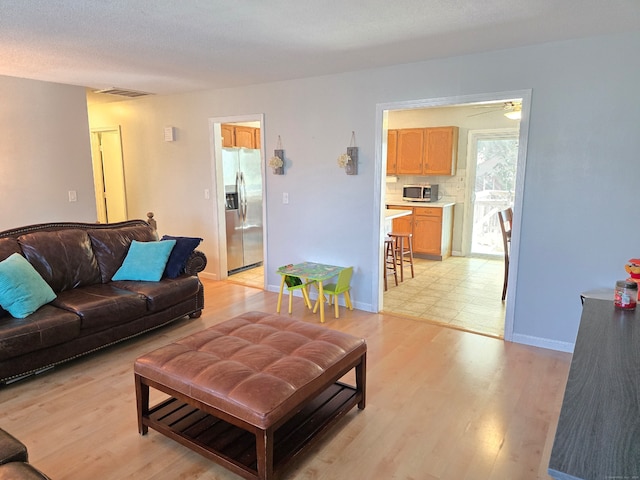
[[112, 240, 176, 282], [0, 253, 57, 318]]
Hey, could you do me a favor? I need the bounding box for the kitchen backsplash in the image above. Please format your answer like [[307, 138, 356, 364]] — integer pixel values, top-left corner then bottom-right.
[[385, 169, 466, 204]]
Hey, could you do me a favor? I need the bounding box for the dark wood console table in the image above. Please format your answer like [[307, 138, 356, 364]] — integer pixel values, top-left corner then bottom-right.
[[548, 297, 640, 480]]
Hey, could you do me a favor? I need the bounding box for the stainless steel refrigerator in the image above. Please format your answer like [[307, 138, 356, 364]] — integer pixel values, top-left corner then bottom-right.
[[223, 147, 263, 273]]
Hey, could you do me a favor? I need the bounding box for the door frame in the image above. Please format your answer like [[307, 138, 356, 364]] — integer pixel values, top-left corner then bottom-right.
[[90, 126, 127, 223], [462, 127, 520, 257], [207, 114, 266, 285], [375, 89, 531, 342]]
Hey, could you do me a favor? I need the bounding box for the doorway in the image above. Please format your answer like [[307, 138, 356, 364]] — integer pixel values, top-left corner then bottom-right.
[[377, 90, 530, 341], [208, 115, 266, 288], [90, 127, 127, 223]]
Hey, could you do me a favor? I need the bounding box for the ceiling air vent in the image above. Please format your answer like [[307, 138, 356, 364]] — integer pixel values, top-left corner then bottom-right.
[[93, 88, 153, 98]]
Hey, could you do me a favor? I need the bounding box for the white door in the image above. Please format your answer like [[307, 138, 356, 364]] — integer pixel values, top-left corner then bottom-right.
[[90, 128, 128, 223], [463, 129, 519, 256]]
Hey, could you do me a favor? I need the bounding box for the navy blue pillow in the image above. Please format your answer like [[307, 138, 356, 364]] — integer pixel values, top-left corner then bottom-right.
[[161, 235, 203, 278]]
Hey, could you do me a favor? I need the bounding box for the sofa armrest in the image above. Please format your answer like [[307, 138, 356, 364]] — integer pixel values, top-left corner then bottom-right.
[[184, 250, 207, 276]]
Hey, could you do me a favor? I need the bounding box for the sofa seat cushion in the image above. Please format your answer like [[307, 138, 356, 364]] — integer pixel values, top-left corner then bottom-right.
[[0, 305, 81, 361], [88, 226, 157, 283], [52, 284, 147, 330], [18, 230, 102, 292], [112, 276, 200, 312]]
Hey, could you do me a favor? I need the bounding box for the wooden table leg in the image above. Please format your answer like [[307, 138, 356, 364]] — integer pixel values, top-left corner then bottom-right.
[[135, 374, 149, 435], [318, 281, 325, 323], [256, 428, 274, 480], [356, 353, 367, 410], [276, 275, 285, 313], [301, 284, 312, 309]]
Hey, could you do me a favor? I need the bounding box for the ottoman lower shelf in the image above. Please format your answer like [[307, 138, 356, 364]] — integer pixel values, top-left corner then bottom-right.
[[143, 381, 360, 479]]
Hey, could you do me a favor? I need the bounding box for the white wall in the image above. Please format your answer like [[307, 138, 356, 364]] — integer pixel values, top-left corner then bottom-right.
[[0, 76, 96, 229], [38, 29, 639, 351]]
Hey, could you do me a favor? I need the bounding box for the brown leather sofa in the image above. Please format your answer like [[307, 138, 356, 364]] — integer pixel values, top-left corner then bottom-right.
[[0, 428, 49, 479], [0, 220, 206, 384]]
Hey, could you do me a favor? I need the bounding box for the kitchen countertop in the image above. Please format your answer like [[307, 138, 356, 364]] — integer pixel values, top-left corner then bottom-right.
[[386, 200, 456, 208], [385, 208, 413, 220]]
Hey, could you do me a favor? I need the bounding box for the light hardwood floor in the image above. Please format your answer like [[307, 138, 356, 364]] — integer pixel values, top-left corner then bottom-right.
[[0, 279, 570, 479]]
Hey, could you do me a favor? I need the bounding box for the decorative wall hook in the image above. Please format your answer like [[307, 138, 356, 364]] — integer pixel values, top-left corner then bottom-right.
[[337, 131, 358, 175], [269, 135, 284, 175]]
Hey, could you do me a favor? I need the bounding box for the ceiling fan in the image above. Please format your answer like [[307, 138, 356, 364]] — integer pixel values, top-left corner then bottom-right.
[[468, 101, 521, 119]]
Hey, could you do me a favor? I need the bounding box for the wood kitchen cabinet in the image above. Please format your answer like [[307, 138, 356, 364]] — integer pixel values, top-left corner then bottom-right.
[[393, 126, 458, 176], [388, 205, 453, 260], [396, 128, 424, 175], [221, 124, 235, 147], [390, 206, 413, 234], [221, 124, 260, 148], [386, 129, 398, 174], [423, 126, 458, 175]]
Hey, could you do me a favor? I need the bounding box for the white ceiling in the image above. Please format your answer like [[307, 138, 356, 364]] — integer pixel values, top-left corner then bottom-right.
[[1, 0, 639, 95]]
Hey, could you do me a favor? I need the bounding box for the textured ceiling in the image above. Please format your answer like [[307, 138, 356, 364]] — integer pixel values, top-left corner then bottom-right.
[[1, 0, 639, 95]]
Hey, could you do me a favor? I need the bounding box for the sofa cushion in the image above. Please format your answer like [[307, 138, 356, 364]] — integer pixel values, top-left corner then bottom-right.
[[0, 254, 57, 319], [0, 238, 21, 263], [112, 240, 176, 282], [112, 275, 201, 312], [18, 230, 102, 293], [88, 226, 157, 283], [52, 284, 147, 330], [0, 305, 80, 361], [161, 235, 203, 278]]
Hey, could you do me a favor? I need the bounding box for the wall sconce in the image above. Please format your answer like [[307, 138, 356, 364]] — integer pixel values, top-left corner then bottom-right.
[[268, 136, 285, 175], [337, 131, 358, 175]]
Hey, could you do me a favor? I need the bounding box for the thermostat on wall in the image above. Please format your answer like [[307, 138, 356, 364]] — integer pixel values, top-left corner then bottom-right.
[[164, 126, 175, 142]]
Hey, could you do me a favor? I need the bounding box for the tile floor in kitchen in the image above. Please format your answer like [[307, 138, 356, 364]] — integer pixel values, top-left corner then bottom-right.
[[383, 256, 506, 338], [228, 256, 506, 338]]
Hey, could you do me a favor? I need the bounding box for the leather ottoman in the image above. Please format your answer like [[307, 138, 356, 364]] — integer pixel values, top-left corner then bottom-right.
[[134, 311, 366, 480], [0, 429, 50, 480]]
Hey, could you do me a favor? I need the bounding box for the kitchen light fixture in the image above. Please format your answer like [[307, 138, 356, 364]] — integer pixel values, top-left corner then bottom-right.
[[504, 104, 522, 120]]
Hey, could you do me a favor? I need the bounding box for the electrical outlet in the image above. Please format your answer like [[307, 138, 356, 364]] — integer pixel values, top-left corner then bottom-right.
[[68, 190, 77, 202], [283, 192, 289, 204], [204, 189, 210, 200]]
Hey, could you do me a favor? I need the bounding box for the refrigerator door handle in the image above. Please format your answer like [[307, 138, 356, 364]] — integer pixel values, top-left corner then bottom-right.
[[240, 172, 248, 221], [235, 172, 242, 219]]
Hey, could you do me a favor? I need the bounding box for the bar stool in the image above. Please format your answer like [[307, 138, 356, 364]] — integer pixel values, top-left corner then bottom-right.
[[384, 238, 398, 290], [388, 232, 414, 282]]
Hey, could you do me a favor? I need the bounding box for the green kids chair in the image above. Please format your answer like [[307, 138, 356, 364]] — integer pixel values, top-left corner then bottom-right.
[[313, 266, 353, 319], [283, 274, 315, 314]]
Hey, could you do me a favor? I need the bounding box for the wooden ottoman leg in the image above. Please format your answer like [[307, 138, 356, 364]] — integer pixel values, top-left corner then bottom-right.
[[256, 428, 274, 480], [135, 374, 149, 435], [356, 353, 367, 410]]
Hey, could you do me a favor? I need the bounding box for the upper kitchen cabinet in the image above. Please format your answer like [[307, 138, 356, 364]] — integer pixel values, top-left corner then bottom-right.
[[396, 128, 424, 175], [386, 129, 398, 175], [221, 124, 235, 147], [234, 126, 257, 148], [221, 124, 261, 148], [423, 126, 458, 176], [394, 126, 459, 176]]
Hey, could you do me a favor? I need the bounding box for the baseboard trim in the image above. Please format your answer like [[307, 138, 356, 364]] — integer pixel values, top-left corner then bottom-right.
[[511, 333, 574, 353]]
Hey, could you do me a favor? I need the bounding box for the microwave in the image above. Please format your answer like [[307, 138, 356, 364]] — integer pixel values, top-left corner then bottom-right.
[[402, 184, 438, 202]]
